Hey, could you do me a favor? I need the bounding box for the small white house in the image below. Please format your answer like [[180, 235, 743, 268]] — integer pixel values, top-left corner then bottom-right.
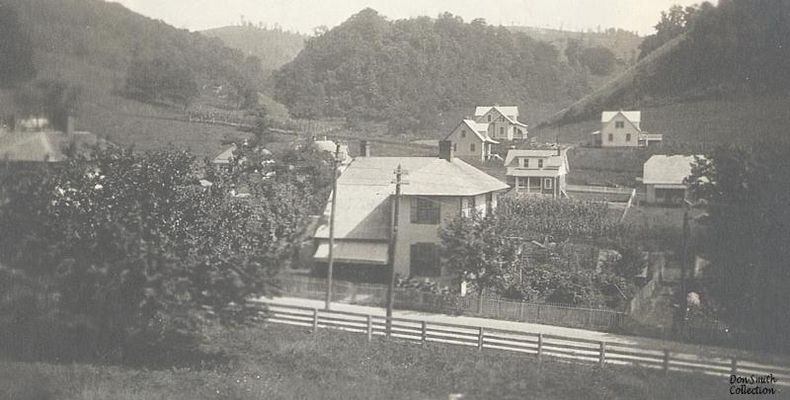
[[593, 111, 662, 148], [444, 119, 498, 162]]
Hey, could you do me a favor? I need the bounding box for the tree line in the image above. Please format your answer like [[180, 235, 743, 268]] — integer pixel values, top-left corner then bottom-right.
[[274, 9, 592, 133]]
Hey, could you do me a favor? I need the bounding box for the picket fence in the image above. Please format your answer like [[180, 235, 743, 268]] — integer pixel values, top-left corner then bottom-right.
[[277, 275, 625, 331], [257, 301, 790, 387]]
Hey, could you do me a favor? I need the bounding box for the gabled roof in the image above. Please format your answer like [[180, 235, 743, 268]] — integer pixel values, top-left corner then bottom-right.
[[475, 106, 519, 118], [314, 156, 509, 240], [446, 120, 499, 144], [475, 106, 527, 127], [643, 155, 702, 185], [602, 111, 641, 124], [504, 149, 569, 175], [213, 143, 237, 164]]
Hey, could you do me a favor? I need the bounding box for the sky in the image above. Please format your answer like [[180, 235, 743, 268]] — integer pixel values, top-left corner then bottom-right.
[[111, 0, 703, 36]]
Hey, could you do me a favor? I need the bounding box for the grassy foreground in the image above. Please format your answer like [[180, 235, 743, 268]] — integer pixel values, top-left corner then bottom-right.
[[0, 322, 731, 400]]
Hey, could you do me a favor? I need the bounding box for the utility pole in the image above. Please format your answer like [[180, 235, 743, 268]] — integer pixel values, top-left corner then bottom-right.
[[325, 143, 341, 310], [386, 164, 407, 337]]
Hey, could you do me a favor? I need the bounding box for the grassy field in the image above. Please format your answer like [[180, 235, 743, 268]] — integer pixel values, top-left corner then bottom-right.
[[0, 322, 730, 400]]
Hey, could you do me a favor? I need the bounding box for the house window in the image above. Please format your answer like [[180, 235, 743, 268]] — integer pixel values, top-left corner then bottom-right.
[[626, 133, 631, 142], [500, 127, 505, 137], [608, 133, 614, 142], [544, 178, 553, 189], [461, 130, 466, 138], [521, 158, 529, 168], [486, 192, 493, 215], [470, 143, 476, 152], [410, 197, 440, 225], [410, 243, 440, 277], [487, 115, 491, 122], [453, 143, 457, 152], [538, 159, 544, 168], [615, 121, 625, 129]]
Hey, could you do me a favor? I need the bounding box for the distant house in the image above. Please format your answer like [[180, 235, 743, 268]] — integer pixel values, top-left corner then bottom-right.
[[474, 106, 528, 141], [444, 119, 498, 162], [213, 143, 238, 166], [504, 148, 569, 198], [593, 111, 662, 148], [642, 155, 701, 205], [0, 116, 98, 164], [312, 141, 509, 281]]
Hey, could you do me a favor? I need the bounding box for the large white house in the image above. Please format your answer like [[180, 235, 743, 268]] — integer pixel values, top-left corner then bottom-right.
[[312, 141, 508, 281]]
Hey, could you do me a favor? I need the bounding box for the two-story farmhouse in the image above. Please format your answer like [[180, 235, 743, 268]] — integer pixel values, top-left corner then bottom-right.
[[593, 111, 662, 148], [312, 141, 509, 280], [504, 148, 569, 198], [443, 119, 498, 162], [642, 155, 702, 205], [474, 106, 528, 141]]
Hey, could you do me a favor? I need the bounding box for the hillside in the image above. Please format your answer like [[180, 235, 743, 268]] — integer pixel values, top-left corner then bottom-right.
[[0, 0, 261, 156], [274, 9, 593, 134], [507, 26, 642, 65], [544, 0, 790, 136], [202, 25, 306, 73]]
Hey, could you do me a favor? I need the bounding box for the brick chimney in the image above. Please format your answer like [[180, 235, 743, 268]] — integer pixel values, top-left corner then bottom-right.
[[439, 140, 454, 162], [359, 140, 371, 157]]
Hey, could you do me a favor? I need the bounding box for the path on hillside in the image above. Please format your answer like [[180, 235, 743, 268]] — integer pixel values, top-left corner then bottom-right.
[[263, 296, 790, 366]]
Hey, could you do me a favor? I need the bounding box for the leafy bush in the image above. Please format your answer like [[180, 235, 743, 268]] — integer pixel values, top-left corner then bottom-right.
[[0, 145, 331, 361]]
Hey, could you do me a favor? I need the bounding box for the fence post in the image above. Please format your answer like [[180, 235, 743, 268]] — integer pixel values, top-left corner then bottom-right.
[[519, 301, 525, 321], [588, 309, 593, 328], [599, 341, 606, 366], [663, 349, 670, 375], [537, 333, 543, 362], [367, 315, 373, 342], [477, 327, 485, 351], [312, 308, 319, 333], [421, 321, 427, 344], [496, 299, 501, 318], [730, 358, 738, 375], [537, 304, 541, 321]]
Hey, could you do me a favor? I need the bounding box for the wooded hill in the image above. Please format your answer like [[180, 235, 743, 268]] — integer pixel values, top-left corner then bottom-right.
[[546, 0, 790, 132], [0, 0, 269, 155], [274, 9, 593, 133]]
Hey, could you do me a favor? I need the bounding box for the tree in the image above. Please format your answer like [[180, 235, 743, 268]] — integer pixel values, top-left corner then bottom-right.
[[580, 46, 617, 76], [440, 212, 523, 311], [0, 4, 36, 87], [124, 55, 199, 108], [0, 145, 330, 361], [688, 143, 790, 350]]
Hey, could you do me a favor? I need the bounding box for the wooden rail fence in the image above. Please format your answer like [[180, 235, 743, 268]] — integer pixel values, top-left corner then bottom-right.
[[256, 301, 790, 386]]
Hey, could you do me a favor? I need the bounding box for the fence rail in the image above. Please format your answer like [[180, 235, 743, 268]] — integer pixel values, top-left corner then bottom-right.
[[566, 185, 636, 195], [278, 275, 626, 331], [257, 301, 790, 386]]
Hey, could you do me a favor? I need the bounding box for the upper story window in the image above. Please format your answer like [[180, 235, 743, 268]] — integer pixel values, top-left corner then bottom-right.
[[411, 197, 440, 225], [521, 158, 529, 168], [615, 121, 625, 129], [461, 130, 466, 138], [487, 115, 491, 122], [626, 133, 632, 142], [470, 143, 476, 152], [500, 127, 505, 137], [538, 159, 544, 168]]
